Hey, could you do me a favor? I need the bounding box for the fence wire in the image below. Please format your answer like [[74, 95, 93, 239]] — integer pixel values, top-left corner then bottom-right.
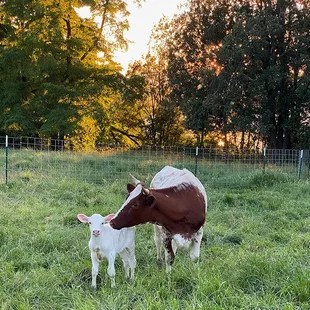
[[1, 136, 309, 186]]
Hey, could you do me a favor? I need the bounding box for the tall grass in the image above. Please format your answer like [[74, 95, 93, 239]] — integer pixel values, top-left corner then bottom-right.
[[0, 168, 309, 309]]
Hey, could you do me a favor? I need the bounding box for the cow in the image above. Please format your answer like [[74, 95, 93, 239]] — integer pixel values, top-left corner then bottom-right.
[[109, 165, 207, 273]]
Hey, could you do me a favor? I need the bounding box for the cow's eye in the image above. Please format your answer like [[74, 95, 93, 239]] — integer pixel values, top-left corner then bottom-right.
[[101, 222, 104, 225], [132, 204, 139, 209], [88, 222, 91, 225]]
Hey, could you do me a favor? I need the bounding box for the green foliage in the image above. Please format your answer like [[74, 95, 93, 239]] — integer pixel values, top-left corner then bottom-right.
[[0, 0, 145, 146], [127, 52, 186, 146], [1, 0, 310, 149], [166, 0, 310, 149]]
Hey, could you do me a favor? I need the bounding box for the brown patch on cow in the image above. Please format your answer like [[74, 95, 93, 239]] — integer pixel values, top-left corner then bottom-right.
[[149, 185, 206, 238], [111, 184, 206, 240]]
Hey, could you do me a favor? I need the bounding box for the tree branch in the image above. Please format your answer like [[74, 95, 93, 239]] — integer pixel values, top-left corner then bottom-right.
[[80, 0, 110, 61], [110, 126, 141, 146]]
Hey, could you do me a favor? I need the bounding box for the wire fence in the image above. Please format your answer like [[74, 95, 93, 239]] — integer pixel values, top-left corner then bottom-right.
[[1, 136, 309, 186]]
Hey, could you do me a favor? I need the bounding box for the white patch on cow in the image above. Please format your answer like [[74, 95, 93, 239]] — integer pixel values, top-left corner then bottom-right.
[[150, 166, 207, 211], [154, 224, 204, 273], [114, 184, 143, 217], [175, 183, 191, 192], [173, 234, 192, 250]]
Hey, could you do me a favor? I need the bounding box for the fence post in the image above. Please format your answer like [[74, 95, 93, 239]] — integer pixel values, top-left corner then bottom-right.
[[298, 150, 303, 179], [5, 135, 8, 184], [263, 147, 266, 172], [195, 146, 198, 176]]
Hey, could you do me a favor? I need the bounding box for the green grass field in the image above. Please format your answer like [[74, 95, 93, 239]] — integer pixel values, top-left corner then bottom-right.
[[0, 168, 309, 309]]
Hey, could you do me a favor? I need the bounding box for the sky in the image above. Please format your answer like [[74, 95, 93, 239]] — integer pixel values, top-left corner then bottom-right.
[[76, 0, 185, 72], [114, 0, 185, 72]]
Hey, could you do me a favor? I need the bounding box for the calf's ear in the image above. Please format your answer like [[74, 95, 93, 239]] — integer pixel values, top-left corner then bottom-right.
[[145, 195, 156, 208], [77, 214, 89, 223], [127, 183, 136, 193], [104, 214, 115, 223]]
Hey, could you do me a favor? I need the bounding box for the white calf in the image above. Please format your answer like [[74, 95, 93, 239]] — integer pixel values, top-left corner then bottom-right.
[[77, 213, 136, 289]]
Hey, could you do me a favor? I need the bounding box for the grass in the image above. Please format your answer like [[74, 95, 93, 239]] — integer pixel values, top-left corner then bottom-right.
[[0, 169, 310, 309], [2, 147, 309, 186]]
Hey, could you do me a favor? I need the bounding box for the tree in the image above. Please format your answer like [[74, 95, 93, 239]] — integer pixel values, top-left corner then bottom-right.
[[126, 16, 187, 147], [96, 73, 145, 146], [216, 0, 310, 148], [0, 0, 144, 148], [127, 55, 184, 146], [166, 0, 224, 146], [167, 0, 310, 149]]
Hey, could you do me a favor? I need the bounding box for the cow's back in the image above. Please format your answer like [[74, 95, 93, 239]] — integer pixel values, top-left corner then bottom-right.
[[150, 166, 207, 211]]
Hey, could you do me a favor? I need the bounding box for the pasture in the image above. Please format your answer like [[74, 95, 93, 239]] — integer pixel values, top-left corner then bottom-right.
[[0, 167, 310, 309]]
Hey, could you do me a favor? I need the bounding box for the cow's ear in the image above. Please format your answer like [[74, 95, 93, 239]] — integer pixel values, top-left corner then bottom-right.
[[127, 183, 135, 193], [145, 195, 156, 208]]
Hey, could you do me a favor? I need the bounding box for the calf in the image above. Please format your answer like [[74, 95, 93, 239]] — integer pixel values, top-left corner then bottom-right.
[[77, 213, 136, 289], [110, 166, 207, 273]]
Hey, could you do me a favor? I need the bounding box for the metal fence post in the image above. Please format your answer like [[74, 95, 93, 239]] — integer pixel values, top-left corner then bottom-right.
[[298, 150, 303, 179], [195, 146, 198, 176], [263, 147, 266, 172], [5, 135, 8, 184]]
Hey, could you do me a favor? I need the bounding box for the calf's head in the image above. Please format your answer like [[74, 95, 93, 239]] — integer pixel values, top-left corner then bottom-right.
[[110, 183, 156, 230], [77, 213, 115, 237]]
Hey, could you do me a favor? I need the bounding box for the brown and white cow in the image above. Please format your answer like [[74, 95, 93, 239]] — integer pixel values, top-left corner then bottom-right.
[[110, 166, 207, 272]]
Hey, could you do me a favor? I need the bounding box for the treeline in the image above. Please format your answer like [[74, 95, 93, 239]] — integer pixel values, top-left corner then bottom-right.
[[0, 0, 309, 150]]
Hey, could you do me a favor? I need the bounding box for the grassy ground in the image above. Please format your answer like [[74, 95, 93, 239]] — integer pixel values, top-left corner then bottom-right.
[[0, 170, 309, 309]]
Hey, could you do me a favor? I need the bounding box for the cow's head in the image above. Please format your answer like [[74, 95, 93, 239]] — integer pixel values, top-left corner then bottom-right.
[[110, 183, 156, 230]]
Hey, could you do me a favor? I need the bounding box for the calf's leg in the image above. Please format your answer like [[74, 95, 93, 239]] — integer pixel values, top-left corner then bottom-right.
[[120, 250, 130, 279], [90, 252, 99, 290], [107, 253, 116, 288], [128, 246, 136, 281], [120, 247, 136, 281]]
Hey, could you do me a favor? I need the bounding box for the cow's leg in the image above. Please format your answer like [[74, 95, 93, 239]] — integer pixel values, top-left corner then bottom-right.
[[172, 238, 178, 256], [190, 227, 203, 263], [154, 224, 163, 266], [163, 234, 175, 273], [107, 253, 116, 288]]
